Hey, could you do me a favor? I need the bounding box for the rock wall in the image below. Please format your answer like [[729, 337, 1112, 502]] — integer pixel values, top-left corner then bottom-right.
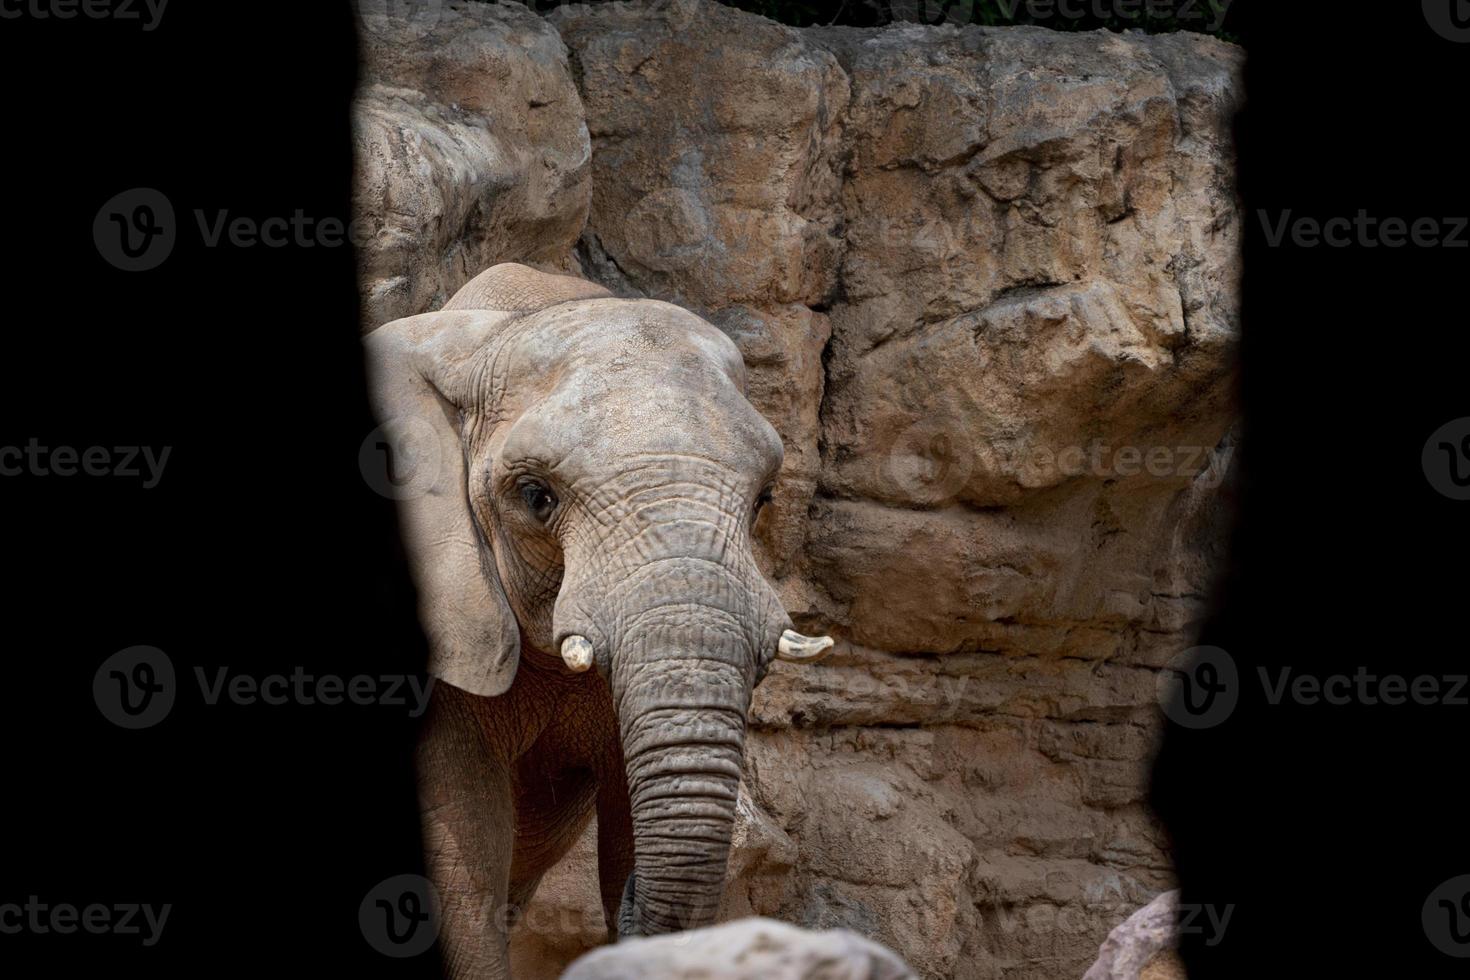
[[353, 3, 1243, 978], [353, 1, 591, 329]]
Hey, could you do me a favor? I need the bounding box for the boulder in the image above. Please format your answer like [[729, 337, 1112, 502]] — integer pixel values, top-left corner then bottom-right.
[[560, 916, 916, 980], [1081, 890, 1186, 980]]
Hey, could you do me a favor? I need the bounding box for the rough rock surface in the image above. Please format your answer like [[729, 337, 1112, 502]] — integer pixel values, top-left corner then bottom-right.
[[1080, 890, 1185, 980], [352, 1, 591, 329], [353, 3, 1242, 978], [561, 917, 916, 980]]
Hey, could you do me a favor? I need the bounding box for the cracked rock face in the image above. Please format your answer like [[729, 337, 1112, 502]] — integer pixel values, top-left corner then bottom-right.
[[353, 3, 1241, 978], [352, 1, 591, 330]]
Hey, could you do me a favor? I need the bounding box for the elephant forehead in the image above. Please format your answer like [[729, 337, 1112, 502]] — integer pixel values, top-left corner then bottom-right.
[[493, 297, 778, 477], [532, 366, 780, 477], [513, 298, 746, 386]]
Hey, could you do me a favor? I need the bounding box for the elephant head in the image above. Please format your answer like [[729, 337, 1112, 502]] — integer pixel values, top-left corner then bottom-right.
[[364, 263, 832, 937]]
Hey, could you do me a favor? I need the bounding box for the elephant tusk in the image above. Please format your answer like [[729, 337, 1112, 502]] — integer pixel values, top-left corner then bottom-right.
[[776, 629, 835, 663], [561, 635, 594, 672]]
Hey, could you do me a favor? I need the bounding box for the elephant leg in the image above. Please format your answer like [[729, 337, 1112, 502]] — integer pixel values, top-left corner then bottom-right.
[[418, 682, 515, 980], [595, 742, 635, 940], [505, 744, 600, 938]]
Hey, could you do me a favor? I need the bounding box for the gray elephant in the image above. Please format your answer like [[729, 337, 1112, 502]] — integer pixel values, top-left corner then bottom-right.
[[364, 264, 834, 977]]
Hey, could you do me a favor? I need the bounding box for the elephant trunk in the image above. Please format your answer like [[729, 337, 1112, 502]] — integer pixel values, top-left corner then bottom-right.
[[609, 613, 755, 936], [555, 470, 784, 937]]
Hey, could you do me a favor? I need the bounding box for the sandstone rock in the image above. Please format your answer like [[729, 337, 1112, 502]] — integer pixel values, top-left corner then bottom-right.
[[551, 0, 847, 313], [352, 0, 590, 329], [560, 916, 917, 980], [1081, 890, 1185, 980], [811, 25, 1239, 517], [713, 304, 831, 583]]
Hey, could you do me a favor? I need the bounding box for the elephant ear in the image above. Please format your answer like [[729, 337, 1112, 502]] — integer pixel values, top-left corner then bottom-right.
[[364, 264, 613, 697]]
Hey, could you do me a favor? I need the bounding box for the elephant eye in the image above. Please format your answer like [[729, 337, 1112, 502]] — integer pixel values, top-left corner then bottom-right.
[[752, 485, 773, 523], [517, 478, 558, 523]]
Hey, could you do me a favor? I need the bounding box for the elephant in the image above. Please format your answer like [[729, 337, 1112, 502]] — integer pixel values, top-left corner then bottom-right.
[[363, 263, 835, 977]]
